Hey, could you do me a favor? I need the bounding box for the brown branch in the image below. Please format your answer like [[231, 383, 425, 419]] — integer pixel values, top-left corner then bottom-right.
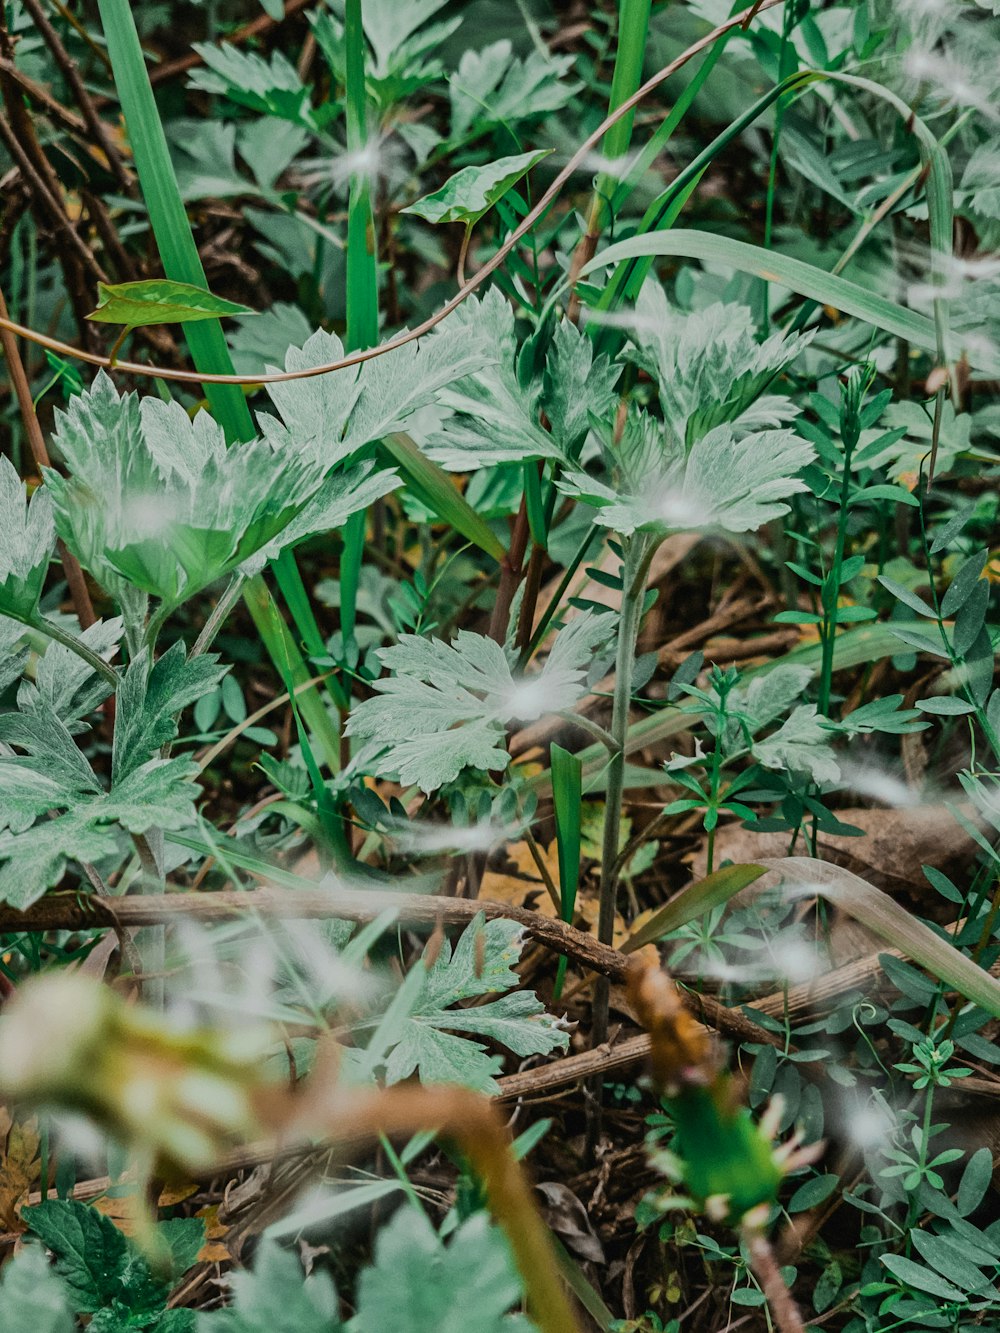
[[0, 0, 788, 386], [0, 282, 96, 628], [13, 0, 133, 192]]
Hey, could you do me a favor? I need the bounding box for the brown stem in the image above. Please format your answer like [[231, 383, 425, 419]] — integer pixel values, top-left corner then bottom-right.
[[564, 229, 599, 325], [0, 282, 96, 629], [20, 0, 134, 194], [311, 1085, 580, 1333], [488, 493, 531, 643], [744, 1228, 806, 1333]]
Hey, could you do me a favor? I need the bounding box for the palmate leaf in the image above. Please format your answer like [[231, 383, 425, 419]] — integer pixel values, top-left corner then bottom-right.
[[196, 1240, 341, 1333], [259, 322, 494, 464], [449, 39, 579, 139], [23, 1199, 202, 1328], [752, 705, 840, 783], [189, 42, 317, 126], [346, 612, 613, 793], [0, 758, 202, 909], [0, 455, 55, 620], [350, 1209, 535, 1333], [87, 279, 254, 328], [403, 150, 551, 227], [46, 373, 362, 606], [563, 422, 814, 537], [112, 643, 227, 783], [625, 287, 813, 446], [18, 616, 123, 729], [378, 916, 568, 1093]]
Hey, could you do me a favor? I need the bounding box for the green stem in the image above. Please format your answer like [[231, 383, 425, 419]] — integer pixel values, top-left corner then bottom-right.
[[339, 0, 380, 653], [817, 436, 855, 717], [587, 0, 652, 239], [95, 0, 333, 751], [592, 535, 655, 1051], [25, 612, 119, 686]]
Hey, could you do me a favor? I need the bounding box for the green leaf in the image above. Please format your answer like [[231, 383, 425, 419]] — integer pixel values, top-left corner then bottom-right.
[[345, 612, 614, 793], [787, 1174, 840, 1212], [450, 38, 579, 139], [404, 150, 551, 226], [188, 43, 316, 126], [622, 863, 767, 952], [762, 857, 1000, 1018], [0, 457, 55, 620], [112, 642, 228, 783], [753, 705, 840, 783], [88, 279, 254, 329], [562, 421, 815, 536], [352, 1208, 535, 1333], [19, 616, 123, 728], [580, 230, 998, 370], [47, 374, 331, 605], [0, 1243, 75, 1333], [197, 1240, 341, 1333], [880, 1254, 966, 1303], [424, 289, 562, 470], [624, 288, 811, 446], [22, 1199, 129, 1313], [376, 915, 568, 1093], [957, 1147, 995, 1216]]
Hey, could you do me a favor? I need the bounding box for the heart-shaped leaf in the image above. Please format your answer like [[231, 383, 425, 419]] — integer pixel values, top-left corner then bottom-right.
[[403, 149, 551, 227], [87, 279, 255, 328]]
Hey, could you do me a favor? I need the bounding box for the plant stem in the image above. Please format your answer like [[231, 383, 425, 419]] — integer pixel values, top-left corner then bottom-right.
[[95, 0, 334, 754], [566, 0, 651, 320], [743, 1227, 806, 1333], [189, 574, 246, 659], [589, 534, 655, 1139], [23, 612, 119, 686]]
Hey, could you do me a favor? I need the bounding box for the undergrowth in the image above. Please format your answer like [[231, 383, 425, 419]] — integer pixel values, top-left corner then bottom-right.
[[1, 0, 1000, 1330]]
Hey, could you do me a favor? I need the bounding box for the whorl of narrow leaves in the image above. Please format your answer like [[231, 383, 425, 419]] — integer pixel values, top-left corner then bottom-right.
[[345, 612, 614, 793]]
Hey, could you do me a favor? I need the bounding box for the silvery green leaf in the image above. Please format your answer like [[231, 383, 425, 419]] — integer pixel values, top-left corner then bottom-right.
[[626, 286, 812, 445], [564, 424, 814, 536], [189, 43, 315, 125], [542, 318, 621, 455], [735, 664, 813, 734], [361, 0, 451, 75], [378, 916, 568, 1093], [260, 324, 492, 463], [196, 1239, 340, 1333], [0, 813, 118, 909], [0, 709, 102, 796], [450, 39, 579, 139], [345, 612, 613, 792], [0, 616, 28, 697], [48, 374, 326, 605], [0, 1244, 74, 1333], [112, 643, 228, 784], [18, 617, 123, 728], [869, 400, 970, 482], [753, 705, 840, 783], [0, 766, 73, 835], [352, 1209, 535, 1333], [0, 455, 55, 620], [252, 463, 401, 563], [423, 289, 561, 470], [103, 757, 202, 833]]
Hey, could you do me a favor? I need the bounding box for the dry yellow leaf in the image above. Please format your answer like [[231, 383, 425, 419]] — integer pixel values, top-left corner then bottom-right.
[[0, 1109, 40, 1231]]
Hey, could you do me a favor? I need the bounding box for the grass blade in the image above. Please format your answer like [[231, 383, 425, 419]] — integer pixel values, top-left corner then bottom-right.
[[551, 743, 583, 999], [762, 857, 1000, 1018], [622, 864, 767, 953]]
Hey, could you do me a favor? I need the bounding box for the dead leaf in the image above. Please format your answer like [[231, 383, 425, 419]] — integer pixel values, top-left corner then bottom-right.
[[0, 1109, 40, 1230], [195, 1203, 230, 1263], [536, 1180, 606, 1263]]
